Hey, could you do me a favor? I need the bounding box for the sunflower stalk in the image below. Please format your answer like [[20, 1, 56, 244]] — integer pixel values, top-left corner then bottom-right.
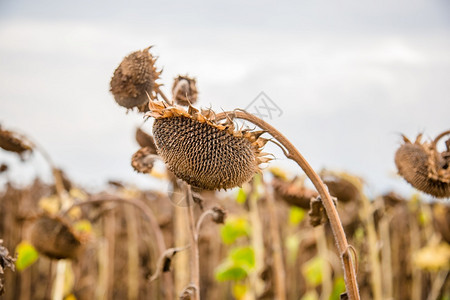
[[61, 195, 174, 299], [184, 185, 200, 300], [215, 110, 360, 300]]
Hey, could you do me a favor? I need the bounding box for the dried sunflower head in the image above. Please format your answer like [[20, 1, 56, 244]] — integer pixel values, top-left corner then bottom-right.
[[272, 176, 318, 209], [0, 126, 33, 157], [110, 47, 161, 109], [395, 132, 450, 198], [29, 215, 82, 260], [131, 147, 156, 174], [321, 172, 361, 203], [172, 75, 198, 106], [147, 101, 270, 190]]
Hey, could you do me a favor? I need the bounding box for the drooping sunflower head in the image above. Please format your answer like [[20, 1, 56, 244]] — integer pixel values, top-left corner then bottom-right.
[[147, 101, 270, 190], [395, 132, 450, 198], [110, 47, 161, 109], [0, 125, 33, 158], [30, 214, 82, 260], [271, 175, 318, 209]]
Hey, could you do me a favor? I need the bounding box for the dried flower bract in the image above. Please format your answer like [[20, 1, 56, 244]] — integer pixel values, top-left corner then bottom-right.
[[110, 47, 161, 109], [135, 127, 157, 152], [172, 75, 198, 106], [147, 101, 270, 190], [395, 132, 450, 198]]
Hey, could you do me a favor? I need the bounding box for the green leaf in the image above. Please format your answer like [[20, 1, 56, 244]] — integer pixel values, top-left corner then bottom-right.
[[230, 246, 255, 269], [330, 277, 346, 300], [215, 262, 248, 282], [236, 188, 247, 204], [302, 256, 325, 287], [15, 241, 39, 271], [289, 206, 305, 225], [220, 217, 250, 245]]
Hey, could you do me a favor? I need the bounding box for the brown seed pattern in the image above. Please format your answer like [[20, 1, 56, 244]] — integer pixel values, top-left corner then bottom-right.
[[395, 133, 450, 198], [148, 101, 269, 190], [110, 47, 160, 109]]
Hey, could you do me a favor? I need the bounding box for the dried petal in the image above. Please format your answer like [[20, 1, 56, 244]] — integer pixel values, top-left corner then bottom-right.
[[172, 75, 198, 106]]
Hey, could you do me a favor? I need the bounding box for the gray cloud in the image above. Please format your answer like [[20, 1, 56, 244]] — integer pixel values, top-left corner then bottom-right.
[[0, 1, 449, 198]]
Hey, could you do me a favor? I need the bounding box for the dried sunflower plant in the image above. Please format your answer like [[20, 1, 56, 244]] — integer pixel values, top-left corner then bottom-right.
[[110, 46, 360, 299], [395, 130, 450, 198]]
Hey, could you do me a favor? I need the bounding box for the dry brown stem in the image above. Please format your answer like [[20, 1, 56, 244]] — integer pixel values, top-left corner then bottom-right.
[[215, 110, 360, 300], [185, 185, 200, 300], [62, 194, 174, 300]]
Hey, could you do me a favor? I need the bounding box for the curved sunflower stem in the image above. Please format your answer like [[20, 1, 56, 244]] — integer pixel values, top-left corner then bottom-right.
[[432, 129, 450, 146], [155, 85, 173, 106], [216, 110, 360, 300]]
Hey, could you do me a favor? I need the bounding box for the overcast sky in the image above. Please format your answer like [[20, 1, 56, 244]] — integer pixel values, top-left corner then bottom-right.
[[1, 0, 449, 199]]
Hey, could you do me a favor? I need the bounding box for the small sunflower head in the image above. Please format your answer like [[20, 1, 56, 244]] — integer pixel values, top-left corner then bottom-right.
[[147, 101, 270, 190], [272, 175, 318, 209], [395, 132, 450, 198], [110, 47, 161, 109], [0, 126, 33, 158], [131, 147, 156, 174], [172, 75, 198, 106], [321, 171, 361, 203], [29, 215, 82, 260]]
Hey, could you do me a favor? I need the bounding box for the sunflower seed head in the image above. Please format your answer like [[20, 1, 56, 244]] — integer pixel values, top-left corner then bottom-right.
[[0, 126, 33, 158], [148, 101, 269, 190], [30, 215, 82, 260], [131, 147, 156, 174], [272, 176, 318, 209], [395, 132, 450, 198], [110, 47, 161, 109]]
